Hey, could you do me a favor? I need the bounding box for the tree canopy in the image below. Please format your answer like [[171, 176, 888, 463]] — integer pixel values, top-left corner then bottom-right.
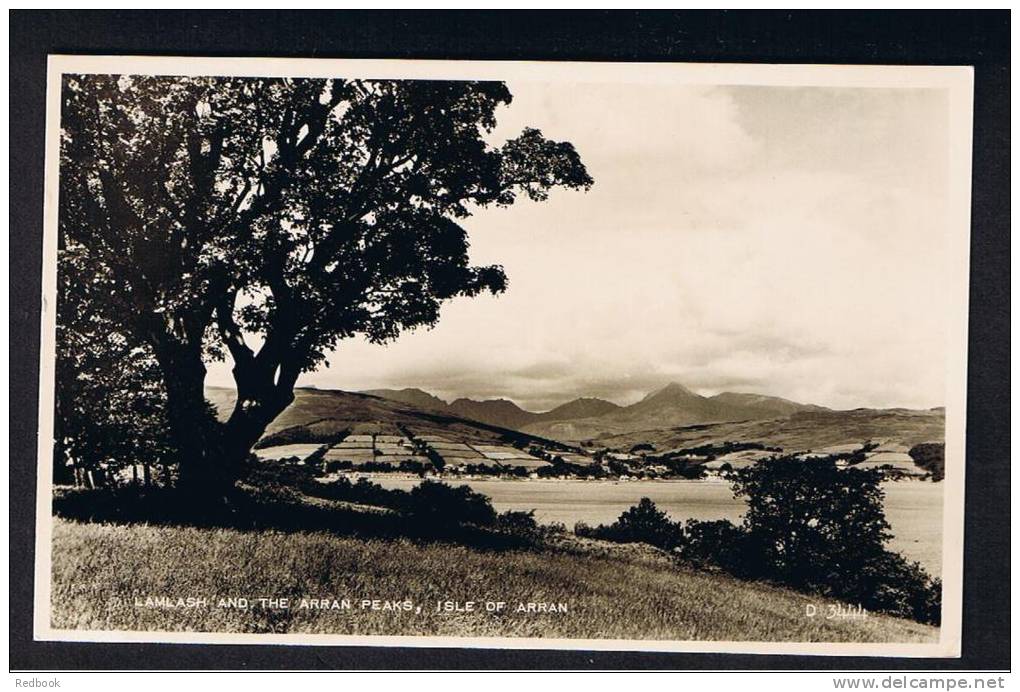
[[58, 74, 592, 493]]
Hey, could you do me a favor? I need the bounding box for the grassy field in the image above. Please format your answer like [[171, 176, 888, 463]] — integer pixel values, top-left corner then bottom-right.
[[50, 517, 937, 642]]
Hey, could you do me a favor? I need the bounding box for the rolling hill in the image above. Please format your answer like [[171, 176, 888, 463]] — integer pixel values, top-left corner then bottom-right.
[[447, 397, 539, 430], [577, 407, 946, 452], [521, 382, 827, 440], [360, 388, 622, 430], [205, 385, 578, 450], [540, 396, 622, 421], [359, 387, 448, 411]]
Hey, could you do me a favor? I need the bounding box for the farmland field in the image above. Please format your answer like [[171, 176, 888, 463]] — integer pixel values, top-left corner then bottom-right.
[[373, 478, 944, 576]]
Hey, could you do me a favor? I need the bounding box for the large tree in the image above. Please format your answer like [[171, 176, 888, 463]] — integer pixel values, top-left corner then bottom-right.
[[55, 239, 174, 487], [59, 75, 592, 499]]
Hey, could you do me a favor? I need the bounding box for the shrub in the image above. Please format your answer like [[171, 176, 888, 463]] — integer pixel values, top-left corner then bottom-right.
[[322, 459, 353, 474], [398, 459, 430, 475], [668, 457, 943, 625], [677, 519, 750, 575], [495, 509, 543, 540], [308, 476, 405, 510], [403, 480, 497, 529], [908, 442, 945, 481], [731, 457, 892, 590], [839, 551, 942, 625], [677, 463, 706, 480], [574, 498, 682, 550], [255, 421, 347, 449], [241, 460, 318, 495]]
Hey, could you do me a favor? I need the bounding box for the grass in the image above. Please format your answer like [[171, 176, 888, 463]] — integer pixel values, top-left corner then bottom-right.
[[50, 516, 937, 642]]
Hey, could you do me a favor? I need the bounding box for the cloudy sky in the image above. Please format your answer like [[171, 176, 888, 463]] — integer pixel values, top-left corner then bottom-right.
[[209, 81, 953, 412]]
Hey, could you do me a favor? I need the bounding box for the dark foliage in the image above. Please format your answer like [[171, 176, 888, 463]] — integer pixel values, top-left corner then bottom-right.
[[701, 458, 941, 624], [730, 458, 893, 587], [908, 442, 945, 481], [54, 469, 545, 551], [305, 475, 408, 509], [403, 479, 498, 529], [573, 458, 942, 625], [302, 445, 329, 467], [659, 441, 773, 461], [846, 441, 881, 464], [675, 518, 750, 573], [536, 456, 603, 478], [59, 74, 592, 497], [575, 498, 682, 550]]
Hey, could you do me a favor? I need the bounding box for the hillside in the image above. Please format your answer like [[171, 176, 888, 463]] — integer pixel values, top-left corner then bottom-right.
[[206, 385, 576, 450], [360, 387, 448, 411], [541, 396, 621, 421], [448, 397, 539, 430], [357, 389, 622, 430], [50, 516, 937, 642], [522, 382, 826, 440], [579, 407, 946, 452]]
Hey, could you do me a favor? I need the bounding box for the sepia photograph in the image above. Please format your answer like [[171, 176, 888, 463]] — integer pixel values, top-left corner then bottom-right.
[[32, 55, 973, 657]]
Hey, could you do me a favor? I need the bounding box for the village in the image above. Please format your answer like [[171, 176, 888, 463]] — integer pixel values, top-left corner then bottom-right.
[[252, 425, 934, 483]]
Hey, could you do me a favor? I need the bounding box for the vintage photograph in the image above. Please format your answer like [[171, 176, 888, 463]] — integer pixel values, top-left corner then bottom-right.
[[34, 56, 973, 655]]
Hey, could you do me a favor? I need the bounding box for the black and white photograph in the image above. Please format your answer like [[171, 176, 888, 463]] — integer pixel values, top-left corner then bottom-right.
[[31, 55, 974, 657]]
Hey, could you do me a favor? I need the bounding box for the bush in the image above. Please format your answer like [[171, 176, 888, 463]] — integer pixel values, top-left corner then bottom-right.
[[493, 509, 547, 542], [304, 445, 329, 469], [731, 458, 892, 589], [670, 457, 942, 624], [322, 459, 353, 474], [308, 476, 405, 510], [840, 551, 942, 625], [240, 460, 318, 495], [908, 442, 945, 481], [403, 480, 497, 529], [677, 519, 750, 574], [398, 459, 430, 475], [255, 421, 346, 449], [574, 498, 682, 550]]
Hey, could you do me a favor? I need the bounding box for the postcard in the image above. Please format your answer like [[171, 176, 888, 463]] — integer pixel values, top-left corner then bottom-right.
[[34, 55, 973, 656]]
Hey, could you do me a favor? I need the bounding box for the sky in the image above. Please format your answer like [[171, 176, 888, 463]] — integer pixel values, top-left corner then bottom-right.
[[206, 81, 953, 412]]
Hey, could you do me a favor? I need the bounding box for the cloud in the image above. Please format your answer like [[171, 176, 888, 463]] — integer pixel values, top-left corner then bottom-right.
[[206, 82, 953, 412]]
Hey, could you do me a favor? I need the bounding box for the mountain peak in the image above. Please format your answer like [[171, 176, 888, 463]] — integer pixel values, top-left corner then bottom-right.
[[539, 396, 621, 421], [643, 381, 699, 401]]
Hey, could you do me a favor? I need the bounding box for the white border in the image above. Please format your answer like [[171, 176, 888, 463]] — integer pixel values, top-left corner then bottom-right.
[[33, 55, 974, 658]]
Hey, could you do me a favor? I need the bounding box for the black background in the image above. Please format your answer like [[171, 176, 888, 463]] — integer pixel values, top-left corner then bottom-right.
[[9, 10, 1010, 671]]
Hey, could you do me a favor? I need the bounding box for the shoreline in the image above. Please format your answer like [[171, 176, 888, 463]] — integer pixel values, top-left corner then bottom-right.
[[341, 472, 938, 485]]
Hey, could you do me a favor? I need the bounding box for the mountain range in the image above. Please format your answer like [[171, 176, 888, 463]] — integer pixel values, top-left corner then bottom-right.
[[360, 382, 827, 437], [207, 383, 943, 451]]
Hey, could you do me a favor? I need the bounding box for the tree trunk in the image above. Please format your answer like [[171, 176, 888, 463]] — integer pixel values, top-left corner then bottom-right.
[[158, 340, 299, 506], [159, 348, 233, 502], [220, 364, 298, 471]]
